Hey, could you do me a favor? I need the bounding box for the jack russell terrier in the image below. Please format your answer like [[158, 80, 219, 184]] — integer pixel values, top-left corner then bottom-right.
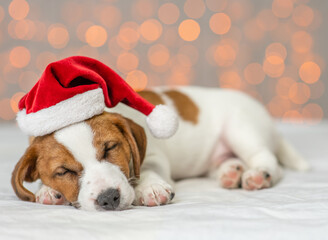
[[12, 87, 309, 211]]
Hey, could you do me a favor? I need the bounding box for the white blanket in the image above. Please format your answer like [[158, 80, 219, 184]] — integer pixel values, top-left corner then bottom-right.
[[1, 123, 327, 240]]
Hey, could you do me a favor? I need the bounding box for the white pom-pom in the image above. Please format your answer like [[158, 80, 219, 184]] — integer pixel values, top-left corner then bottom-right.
[[146, 105, 179, 138]]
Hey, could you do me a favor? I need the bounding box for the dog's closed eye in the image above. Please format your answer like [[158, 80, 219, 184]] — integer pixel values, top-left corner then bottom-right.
[[54, 167, 77, 177], [103, 142, 119, 159]]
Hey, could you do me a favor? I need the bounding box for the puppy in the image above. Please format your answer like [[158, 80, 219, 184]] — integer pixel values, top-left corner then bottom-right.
[[12, 87, 309, 210]]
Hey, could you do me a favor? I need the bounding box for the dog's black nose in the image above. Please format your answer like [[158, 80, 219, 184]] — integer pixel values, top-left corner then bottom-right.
[[97, 188, 120, 210]]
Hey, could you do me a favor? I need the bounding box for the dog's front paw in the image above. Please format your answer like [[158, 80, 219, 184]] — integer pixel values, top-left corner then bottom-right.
[[134, 182, 174, 207], [35, 185, 68, 205], [242, 169, 272, 190]]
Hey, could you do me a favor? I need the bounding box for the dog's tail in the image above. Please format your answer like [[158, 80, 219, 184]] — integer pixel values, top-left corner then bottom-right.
[[276, 136, 310, 171]]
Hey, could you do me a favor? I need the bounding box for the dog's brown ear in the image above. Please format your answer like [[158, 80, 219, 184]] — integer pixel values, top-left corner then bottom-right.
[[114, 116, 147, 178], [11, 144, 39, 202]]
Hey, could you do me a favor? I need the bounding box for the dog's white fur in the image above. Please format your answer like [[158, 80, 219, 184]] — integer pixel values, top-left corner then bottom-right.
[[36, 87, 309, 210]]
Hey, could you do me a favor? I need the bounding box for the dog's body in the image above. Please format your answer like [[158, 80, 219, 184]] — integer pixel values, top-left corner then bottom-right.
[[12, 87, 309, 210]]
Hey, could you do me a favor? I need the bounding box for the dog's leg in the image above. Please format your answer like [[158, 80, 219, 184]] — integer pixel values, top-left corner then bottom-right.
[[209, 158, 246, 189], [224, 110, 282, 190], [35, 184, 69, 205], [134, 149, 174, 207]]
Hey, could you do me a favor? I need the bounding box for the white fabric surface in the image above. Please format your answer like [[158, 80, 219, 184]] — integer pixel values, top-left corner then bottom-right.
[[0, 123, 327, 240]]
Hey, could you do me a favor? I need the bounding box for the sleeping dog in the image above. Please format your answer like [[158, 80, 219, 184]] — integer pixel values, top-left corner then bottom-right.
[[12, 87, 309, 210]]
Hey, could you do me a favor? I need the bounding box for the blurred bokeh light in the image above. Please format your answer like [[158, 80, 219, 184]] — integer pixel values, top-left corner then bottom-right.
[[0, 0, 326, 124]]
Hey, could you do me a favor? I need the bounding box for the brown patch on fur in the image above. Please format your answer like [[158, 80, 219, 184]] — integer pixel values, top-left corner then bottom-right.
[[12, 134, 83, 203], [164, 90, 199, 124], [28, 136, 35, 145], [87, 112, 146, 178], [138, 90, 165, 106], [35, 135, 83, 203], [11, 144, 39, 202]]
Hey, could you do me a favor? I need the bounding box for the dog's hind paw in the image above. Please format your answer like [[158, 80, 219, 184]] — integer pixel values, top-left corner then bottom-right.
[[35, 185, 68, 205], [218, 159, 246, 189], [242, 169, 272, 190]]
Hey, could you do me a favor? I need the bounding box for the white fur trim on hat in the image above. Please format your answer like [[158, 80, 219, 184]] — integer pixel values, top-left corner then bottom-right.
[[16, 88, 105, 136], [146, 105, 179, 139]]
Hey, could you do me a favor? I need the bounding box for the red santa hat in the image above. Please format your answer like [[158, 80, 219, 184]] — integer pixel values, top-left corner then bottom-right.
[[16, 56, 178, 138]]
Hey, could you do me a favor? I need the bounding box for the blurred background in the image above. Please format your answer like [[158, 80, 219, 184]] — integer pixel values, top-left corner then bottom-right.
[[0, 0, 326, 124]]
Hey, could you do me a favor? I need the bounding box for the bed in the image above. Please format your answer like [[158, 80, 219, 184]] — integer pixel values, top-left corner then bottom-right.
[[1, 122, 327, 240]]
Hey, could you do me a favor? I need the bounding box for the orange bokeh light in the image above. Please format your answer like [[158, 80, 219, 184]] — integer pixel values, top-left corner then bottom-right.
[[263, 58, 285, 78], [139, 19, 163, 42], [133, 0, 157, 19], [9, 46, 30, 68], [85, 25, 107, 47], [148, 44, 170, 67], [118, 22, 140, 50], [292, 4, 314, 27], [10, 92, 25, 113], [302, 103, 323, 124], [265, 43, 287, 61], [0, 78, 6, 96], [219, 71, 243, 90], [267, 96, 292, 118], [126, 70, 148, 92], [205, 0, 227, 12], [272, 0, 294, 18], [18, 71, 38, 92], [8, 0, 29, 20], [283, 110, 303, 124], [158, 3, 180, 25], [299, 61, 321, 84], [178, 19, 200, 41], [14, 20, 29, 39], [276, 77, 296, 99], [168, 69, 190, 86], [244, 63, 265, 85], [256, 9, 278, 31], [291, 31, 312, 53], [98, 6, 122, 29], [18, 19, 36, 40], [48, 24, 69, 49], [226, 0, 250, 22], [214, 44, 236, 67], [0, 99, 15, 120], [184, 0, 206, 19], [76, 21, 94, 42], [288, 82, 311, 104], [209, 13, 231, 35], [116, 52, 139, 73]]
